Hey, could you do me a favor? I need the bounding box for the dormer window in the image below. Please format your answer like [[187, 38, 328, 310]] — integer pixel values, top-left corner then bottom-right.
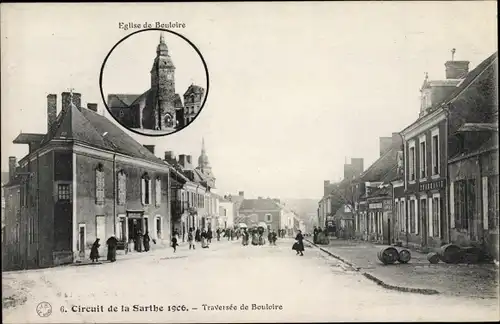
[[95, 164, 105, 205]]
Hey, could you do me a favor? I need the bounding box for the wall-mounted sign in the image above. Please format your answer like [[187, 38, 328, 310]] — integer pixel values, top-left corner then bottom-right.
[[369, 203, 383, 209], [127, 211, 143, 218], [419, 179, 446, 192]]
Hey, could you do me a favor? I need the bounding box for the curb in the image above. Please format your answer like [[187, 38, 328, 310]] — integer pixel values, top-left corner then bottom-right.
[[305, 239, 441, 296]]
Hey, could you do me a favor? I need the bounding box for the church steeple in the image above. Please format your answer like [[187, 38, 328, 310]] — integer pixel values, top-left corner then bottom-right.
[[198, 137, 211, 170], [156, 32, 169, 57]]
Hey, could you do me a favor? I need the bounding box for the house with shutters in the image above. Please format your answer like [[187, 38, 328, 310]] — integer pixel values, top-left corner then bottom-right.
[[2, 90, 183, 271]]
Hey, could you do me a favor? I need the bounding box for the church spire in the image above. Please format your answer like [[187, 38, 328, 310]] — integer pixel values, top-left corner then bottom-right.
[[160, 32, 165, 44], [198, 137, 210, 169], [156, 32, 169, 57]]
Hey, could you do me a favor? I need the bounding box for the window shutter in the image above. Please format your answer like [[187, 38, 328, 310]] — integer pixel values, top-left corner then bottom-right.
[[482, 177, 489, 230], [450, 181, 455, 228], [141, 178, 146, 205], [428, 198, 433, 237]]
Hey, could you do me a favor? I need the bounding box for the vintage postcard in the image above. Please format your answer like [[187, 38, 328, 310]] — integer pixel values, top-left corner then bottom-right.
[[1, 2, 499, 323]]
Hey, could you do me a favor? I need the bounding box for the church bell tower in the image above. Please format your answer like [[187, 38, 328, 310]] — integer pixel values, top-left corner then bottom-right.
[[150, 32, 176, 130]]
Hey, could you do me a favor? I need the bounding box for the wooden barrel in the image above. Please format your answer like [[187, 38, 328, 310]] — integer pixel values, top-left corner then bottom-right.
[[397, 249, 411, 264], [427, 252, 440, 264], [438, 244, 463, 264], [377, 247, 399, 265]]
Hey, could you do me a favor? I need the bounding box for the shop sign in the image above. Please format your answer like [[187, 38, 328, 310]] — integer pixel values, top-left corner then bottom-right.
[[369, 203, 383, 209], [419, 179, 446, 192]]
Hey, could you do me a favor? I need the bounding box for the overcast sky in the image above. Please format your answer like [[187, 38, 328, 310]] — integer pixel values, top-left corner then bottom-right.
[[1, 2, 497, 199]]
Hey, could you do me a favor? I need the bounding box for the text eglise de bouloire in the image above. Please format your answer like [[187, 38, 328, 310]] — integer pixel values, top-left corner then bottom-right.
[[118, 21, 186, 31]]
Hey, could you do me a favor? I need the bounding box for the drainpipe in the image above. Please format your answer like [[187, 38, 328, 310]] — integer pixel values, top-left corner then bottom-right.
[[443, 106, 451, 243]]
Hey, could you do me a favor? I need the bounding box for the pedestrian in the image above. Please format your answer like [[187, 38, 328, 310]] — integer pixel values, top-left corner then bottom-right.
[[313, 226, 319, 244], [294, 230, 305, 256], [143, 231, 151, 252], [268, 230, 273, 244], [136, 231, 144, 252], [271, 230, 277, 245], [171, 232, 179, 253], [216, 228, 221, 241], [201, 229, 209, 248], [106, 236, 118, 262], [207, 227, 213, 244], [195, 228, 201, 242], [188, 227, 195, 250], [90, 238, 100, 262]]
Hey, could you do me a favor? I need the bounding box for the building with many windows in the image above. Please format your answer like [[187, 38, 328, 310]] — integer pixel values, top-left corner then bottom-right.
[[2, 91, 182, 271]]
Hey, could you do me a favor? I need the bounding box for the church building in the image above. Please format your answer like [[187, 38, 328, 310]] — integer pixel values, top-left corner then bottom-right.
[[108, 33, 205, 131]]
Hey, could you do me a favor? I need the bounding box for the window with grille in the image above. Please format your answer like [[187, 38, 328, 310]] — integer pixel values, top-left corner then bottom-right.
[[117, 171, 126, 205], [58, 184, 71, 201], [432, 197, 440, 237], [454, 179, 475, 230], [488, 175, 499, 229], [95, 164, 105, 205], [409, 199, 416, 233], [155, 178, 161, 206]]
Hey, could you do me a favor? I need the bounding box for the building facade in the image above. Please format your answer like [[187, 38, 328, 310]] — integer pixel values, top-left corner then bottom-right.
[[239, 197, 282, 231], [2, 92, 180, 271]]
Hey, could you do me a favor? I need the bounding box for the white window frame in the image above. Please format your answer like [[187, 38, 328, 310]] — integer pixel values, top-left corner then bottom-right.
[[143, 215, 149, 233], [419, 195, 427, 235], [409, 196, 417, 234], [266, 214, 272, 222], [117, 214, 128, 241], [117, 171, 126, 206], [141, 174, 151, 206], [431, 193, 441, 237], [154, 215, 162, 240], [408, 140, 416, 183], [378, 211, 383, 235], [155, 178, 161, 207], [431, 127, 440, 178], [419, 134, 427, 180], [95, 165, 105, 205]]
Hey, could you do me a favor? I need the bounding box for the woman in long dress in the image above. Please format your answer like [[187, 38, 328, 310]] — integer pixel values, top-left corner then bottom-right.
[[294, 230, 305, 256], [90, 238, 100, 262], [201, 229, 209, 248], [106, 236, 118, 262]]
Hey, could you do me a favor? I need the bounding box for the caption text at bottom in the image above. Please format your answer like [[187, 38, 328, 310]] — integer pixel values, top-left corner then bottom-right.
[[64, 303, 284, 313]]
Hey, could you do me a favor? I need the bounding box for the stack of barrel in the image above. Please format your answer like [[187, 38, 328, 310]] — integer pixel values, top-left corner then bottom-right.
[[377, 246, 412, 265]]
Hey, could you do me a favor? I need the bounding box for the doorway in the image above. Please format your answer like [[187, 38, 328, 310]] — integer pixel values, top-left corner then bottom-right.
[[420, 198, 428, 247], [128, 218, 144, 251]]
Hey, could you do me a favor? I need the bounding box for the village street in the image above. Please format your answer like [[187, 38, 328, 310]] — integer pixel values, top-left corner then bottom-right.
[[3, 239, 499, 323]]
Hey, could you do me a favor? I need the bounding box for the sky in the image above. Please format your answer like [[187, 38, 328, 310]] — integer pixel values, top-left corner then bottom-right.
[[1, 2, 497, 200]]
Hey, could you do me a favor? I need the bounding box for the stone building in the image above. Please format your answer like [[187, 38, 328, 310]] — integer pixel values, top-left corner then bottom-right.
[[239, 197, 282, 231], [2, 91, 182, 271], [108, 33, 205, 131]]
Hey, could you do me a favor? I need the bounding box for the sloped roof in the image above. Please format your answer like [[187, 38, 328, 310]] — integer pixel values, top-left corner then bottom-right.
[[457, 123, 498, 132], [449, 133, 499, 163], [239, 198, 281, 211], [183, 84, 204, 97], [107, 94, 142, 108], [444, 52, 498, 106], [37, 103, 169, 166], [13, 133, 45, 144], [358, 148, 398, 182]]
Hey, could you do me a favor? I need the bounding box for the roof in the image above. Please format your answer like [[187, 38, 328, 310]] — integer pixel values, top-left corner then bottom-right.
[[366, 185, 391, 199], [358, 148, 399, 183], [107, 94, 142, 108], [449, 133, 499, 163], [457, 123, 498, 132], [183, 84, 204, 97], [239, 198, 281, 211], [444, 52, 498, 106], [13, 133, 45, 144], [32, 103, 170, 166]]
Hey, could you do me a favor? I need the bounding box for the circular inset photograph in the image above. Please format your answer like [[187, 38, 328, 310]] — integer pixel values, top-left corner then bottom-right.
[[100, 28, 209, 136]]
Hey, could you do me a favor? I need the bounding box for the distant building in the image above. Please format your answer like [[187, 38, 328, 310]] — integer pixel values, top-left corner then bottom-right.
[[239, 197, 282, 230], [108, 33, 205, 131]]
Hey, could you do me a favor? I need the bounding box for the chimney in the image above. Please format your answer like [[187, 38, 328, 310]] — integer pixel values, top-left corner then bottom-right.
[[445, 49, 469, 79], [379, 137, 392, 157], [164, 151, 174, 161], [350, 158, 364, 177], [143, 145, 155, 155], [9, 157, 17, 182], [87, 103, 98, 112], [61, 92, 82, 112], [186, 155, 192, 164], [324, 180, 330, 196], [391, 132, 403, 150], [47, 94, 57, 131], [238, 191, 244, 197], [178, 154, 187, 168]]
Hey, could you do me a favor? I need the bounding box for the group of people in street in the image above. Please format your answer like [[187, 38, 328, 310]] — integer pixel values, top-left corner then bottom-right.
[[89, 236, 120, 263]]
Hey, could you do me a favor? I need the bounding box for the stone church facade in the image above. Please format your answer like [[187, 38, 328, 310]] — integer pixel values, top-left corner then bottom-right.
[[108, 33, 205, 131]]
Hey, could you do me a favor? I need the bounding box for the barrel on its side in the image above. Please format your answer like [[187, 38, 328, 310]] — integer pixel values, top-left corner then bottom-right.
[[377, 247, 399, 265], [438, 243, 463, 264], [427, 252, 440, 264], [397, 249, 411, 264]]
